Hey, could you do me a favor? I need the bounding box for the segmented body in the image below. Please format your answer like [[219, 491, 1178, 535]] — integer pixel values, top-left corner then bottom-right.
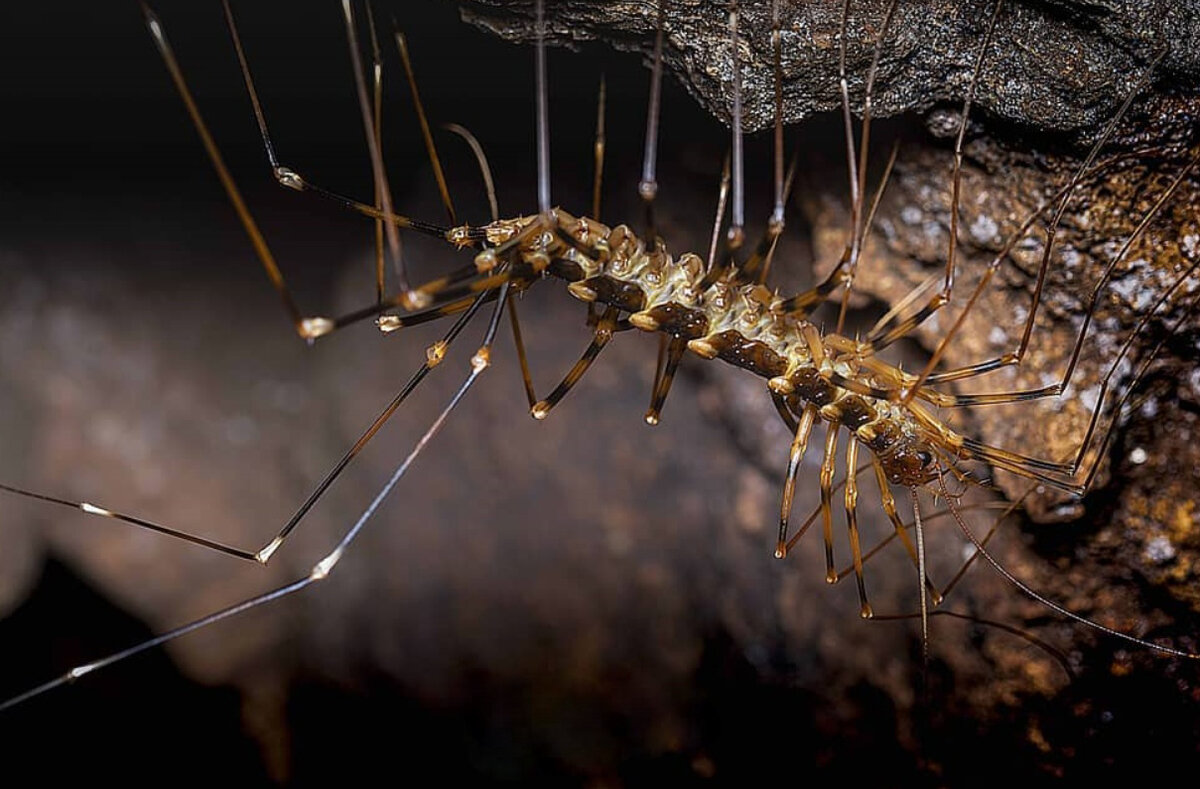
[[479, 210, 940, 487]]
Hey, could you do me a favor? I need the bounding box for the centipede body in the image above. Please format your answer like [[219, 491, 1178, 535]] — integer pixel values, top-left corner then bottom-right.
[[1, 0, 1199, 784]]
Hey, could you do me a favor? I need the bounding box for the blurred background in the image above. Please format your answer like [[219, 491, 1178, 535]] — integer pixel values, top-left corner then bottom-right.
[[0, 1, 1197, 785]]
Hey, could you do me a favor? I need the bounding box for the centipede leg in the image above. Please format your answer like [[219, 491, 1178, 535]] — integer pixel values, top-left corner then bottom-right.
[[648, 335, 669, 416], [948, 252, 1200, 492], [776, 404, 818, 557], [150, 2, 489, 344], [586, 75, 607, 324], [770, 390, 799, 434], [506, 292, 539, 409], [0, 281, 520, 713], [394, 27, 456, 228], [638, 1, 666, 248], [534, 0, 551, 216], [894, 14, 1174, 405], [737, 0, 794, 284], [644, 337, 687, 425], [836, 1, 1003, 351], [530, 305, 621, 420], [833, 0, 900, 333], [724, 1, 745, 254], [343, 0, 411, 299], [844, 439, 873, 617], [819, 421, 842, 583], [362, 2, 386, 305], [0, 285, 501, 565]]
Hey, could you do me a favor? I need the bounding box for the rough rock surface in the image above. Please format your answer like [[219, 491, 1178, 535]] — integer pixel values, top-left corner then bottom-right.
[[457, 0, 1200, 137]]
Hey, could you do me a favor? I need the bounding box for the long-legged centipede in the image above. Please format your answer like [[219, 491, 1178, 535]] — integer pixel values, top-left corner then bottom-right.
[[1, 0, 1198, 782]]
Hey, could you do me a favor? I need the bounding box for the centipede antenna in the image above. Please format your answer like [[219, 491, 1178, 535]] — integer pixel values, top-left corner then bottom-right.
[[445, 123, 500, 223], [726, 1, 745, 251], [535, 0, 551, 217], [939, 477, 1200, 660], [863, 459, 943, 603], [395, 26, 457, 227], [837, 500, 996, 580], [342, 0, 414, 305], [872, 609, 1076, 681], [593, 75, 607, 220], [911, 486, 931, 667], [940, 488, 1032, 599], [43, 2, 1199, 731]]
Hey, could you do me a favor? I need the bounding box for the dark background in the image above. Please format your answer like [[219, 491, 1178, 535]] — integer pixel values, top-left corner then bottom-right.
[[0, 1, 1197, 786]]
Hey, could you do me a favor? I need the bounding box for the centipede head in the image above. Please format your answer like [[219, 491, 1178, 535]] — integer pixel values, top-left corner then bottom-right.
[[879, 441, 938, 487]]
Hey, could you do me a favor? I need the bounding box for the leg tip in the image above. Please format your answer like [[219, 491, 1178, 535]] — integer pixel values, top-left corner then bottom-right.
[[402, 289, 432, 311], [376, 315, 403, 333], [298, 317, 334, 340]]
